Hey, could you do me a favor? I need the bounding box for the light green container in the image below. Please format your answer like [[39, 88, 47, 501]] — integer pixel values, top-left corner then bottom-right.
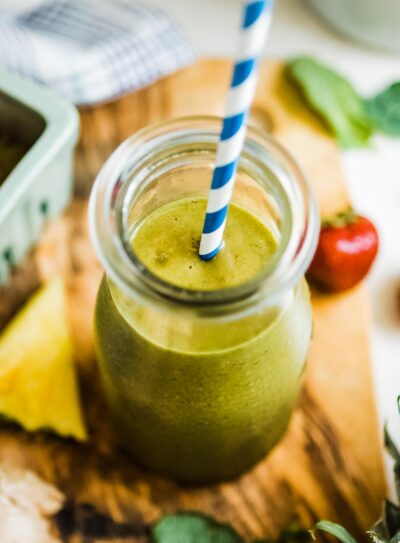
[[0, 70, 79, 284]]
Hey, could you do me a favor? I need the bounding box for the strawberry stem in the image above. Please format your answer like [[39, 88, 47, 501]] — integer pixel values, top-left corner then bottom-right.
[[322, 207, 357, 228]]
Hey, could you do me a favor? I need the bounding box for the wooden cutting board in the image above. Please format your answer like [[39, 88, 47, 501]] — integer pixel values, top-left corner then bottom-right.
[[0, 60, 386, 542]]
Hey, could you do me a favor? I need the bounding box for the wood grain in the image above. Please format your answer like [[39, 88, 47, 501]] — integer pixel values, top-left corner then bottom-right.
[[0, 60, 386, 542]]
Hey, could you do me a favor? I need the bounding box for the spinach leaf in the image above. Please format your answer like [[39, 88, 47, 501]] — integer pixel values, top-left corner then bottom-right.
[[152, 512, 244, 543], [313, 521, 358, 543], [366, 82, 400, 136], [286, 57, 374, 148]]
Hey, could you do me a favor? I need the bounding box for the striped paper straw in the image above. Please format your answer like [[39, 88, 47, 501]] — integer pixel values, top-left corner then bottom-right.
[[199, 0, 274, 261]]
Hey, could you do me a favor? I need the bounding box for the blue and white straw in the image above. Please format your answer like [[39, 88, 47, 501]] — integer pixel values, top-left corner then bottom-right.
[[199, 0, 274, 261]]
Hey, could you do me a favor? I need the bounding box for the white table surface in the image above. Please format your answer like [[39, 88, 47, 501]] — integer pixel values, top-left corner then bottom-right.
[[154, 0, 400, 492]]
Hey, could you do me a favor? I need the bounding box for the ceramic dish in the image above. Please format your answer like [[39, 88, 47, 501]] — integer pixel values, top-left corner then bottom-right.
[[306, 0, 400, 53]]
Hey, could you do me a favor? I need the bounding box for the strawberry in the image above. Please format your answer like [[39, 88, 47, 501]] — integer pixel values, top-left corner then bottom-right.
[[307, 209, 379, 293]]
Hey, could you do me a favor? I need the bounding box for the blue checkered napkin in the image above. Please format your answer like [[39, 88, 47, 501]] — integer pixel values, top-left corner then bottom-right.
[[0, 0, 195, 106]]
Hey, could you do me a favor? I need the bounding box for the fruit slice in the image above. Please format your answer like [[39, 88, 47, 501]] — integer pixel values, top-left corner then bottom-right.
[[0, 278, 87, 441]]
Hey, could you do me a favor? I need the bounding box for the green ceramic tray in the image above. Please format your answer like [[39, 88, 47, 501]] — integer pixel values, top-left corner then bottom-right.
[[0, 70, 79, 284]]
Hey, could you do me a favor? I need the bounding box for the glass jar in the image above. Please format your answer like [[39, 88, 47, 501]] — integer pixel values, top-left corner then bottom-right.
[[89, 117, 319, 483]]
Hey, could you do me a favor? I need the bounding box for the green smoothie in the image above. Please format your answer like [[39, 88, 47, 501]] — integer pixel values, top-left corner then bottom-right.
[[95, 198, 312, 482], [132, 198, 276, 290]]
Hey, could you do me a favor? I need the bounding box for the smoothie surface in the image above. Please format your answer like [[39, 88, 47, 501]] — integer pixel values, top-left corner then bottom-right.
[[132, 198, 277, 291]]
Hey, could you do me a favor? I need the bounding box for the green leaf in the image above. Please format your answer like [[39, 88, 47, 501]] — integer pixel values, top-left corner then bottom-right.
[[286, 57, 374, 148], [365, 82, 400, 136], [152, 513, 244, 543], [314, 521, 358, 543]]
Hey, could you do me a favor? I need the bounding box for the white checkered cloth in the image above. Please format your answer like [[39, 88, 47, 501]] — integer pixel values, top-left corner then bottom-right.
[[0, 0, 195, 106]]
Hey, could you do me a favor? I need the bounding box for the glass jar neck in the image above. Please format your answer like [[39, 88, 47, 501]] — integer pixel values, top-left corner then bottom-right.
[[89, 116, 319, 319]]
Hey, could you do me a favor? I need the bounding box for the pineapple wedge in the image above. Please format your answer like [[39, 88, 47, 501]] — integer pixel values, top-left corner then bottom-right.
[[0, 279, 87, 441]]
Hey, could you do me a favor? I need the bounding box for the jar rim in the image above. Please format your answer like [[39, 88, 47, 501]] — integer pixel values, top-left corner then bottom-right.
[[89, 116, 319, 319]]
